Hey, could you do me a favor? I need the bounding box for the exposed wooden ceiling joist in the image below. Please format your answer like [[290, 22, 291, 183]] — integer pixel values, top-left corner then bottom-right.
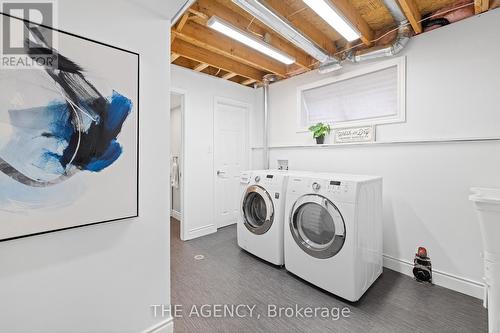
[[176, 13, 190, 31], [241, 78, 256, 86], [351, 0, 394, 32], [172, 38, 266, 82], [474, 0, 489, 14], [172, 56, 200, 69], [222, 72, 237, 80], [170, 0, 491, 86], [171, 52, 181, 62], [264, 0, 338, 55], [194, 63, 210, 71], [322, 0, 375, 45], [173, 20, 286, 77], [171, 13, 191, 44], [192, 0, 315, 71], [397, 0, 423, 34]]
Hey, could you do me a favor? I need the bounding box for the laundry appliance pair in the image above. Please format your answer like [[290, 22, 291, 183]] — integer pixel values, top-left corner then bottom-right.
[[238, 169, 383, 302]]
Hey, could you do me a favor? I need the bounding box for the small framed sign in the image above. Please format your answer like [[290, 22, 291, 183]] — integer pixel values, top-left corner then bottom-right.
[[334, 126, 375, 144]]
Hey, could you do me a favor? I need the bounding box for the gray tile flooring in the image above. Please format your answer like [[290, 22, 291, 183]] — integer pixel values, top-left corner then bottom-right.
[[171, 219, 487, 332]]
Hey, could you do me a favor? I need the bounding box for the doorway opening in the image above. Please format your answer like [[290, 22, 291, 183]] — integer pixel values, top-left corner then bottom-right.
[[170, 89, 185, 240]]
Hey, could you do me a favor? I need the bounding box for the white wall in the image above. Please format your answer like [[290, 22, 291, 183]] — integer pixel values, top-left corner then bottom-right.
[[171, 66, 258, 240], [170, 105, 182, 214], [0, 1, 176, 332], [257, 10, 500, 298]]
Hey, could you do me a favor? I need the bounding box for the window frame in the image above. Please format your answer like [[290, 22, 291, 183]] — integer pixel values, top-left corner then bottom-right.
[[296, 57, 406, 132]]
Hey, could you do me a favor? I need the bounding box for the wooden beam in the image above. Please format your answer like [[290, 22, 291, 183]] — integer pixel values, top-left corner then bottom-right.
[[194, 63, 209, 72], [474, 0, 489, 14], [172, 39, 265, 82], [171, 52, 180, 62], [188, 7, 208, 20], [397, 0, 423, 34], [265, 0, 339, 54], [171, 13, 190, 44], [173, 21, 287, 77], [241, 78, 256, 86], [172, 56, 199, 69], [222, 72, 237, 80], [320, 0, 374, 45], [176, 13, 190, 32], [192, 0, 315, 70]]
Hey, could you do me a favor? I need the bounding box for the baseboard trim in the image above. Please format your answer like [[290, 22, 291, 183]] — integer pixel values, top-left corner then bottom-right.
[[186, 224, 216, 240], [170, 210, 181, 221], [141, 317, 173, 333], [383, 254, 484, 300]]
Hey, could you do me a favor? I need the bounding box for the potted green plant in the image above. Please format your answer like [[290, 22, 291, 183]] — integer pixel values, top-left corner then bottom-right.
[[308, 123, 331, 144]]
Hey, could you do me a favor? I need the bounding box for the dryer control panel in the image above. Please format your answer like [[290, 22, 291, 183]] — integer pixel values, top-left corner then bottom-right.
[[327, 180, 351, 194], [289, 177, 357, 203]]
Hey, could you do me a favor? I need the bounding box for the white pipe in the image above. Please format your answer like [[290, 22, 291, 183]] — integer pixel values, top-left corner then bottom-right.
[[261, 74, 278, 169], [263, 81, 269, 169]]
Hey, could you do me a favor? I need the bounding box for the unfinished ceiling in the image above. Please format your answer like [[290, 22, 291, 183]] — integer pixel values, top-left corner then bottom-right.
[[170, 0, 496, 87]]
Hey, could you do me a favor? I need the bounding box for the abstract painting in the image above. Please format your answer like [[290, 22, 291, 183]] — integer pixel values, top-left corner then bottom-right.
[[0, 13, 139, 241]]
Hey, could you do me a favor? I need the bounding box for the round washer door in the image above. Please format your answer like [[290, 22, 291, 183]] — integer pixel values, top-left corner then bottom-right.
[[290, 194, 346, 259], [242, 185, 274, 235]]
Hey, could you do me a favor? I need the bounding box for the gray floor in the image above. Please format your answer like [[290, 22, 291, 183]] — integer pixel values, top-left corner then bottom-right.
[[171, 219, 487, 333]]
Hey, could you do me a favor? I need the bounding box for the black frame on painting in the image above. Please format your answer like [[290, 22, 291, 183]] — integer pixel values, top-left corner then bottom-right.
[[0, 12, 140, 242]]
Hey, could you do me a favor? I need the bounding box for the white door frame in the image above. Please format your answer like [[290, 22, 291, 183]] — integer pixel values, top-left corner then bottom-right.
[[171, 87, 187, 240], [213, 96, 251, 229]]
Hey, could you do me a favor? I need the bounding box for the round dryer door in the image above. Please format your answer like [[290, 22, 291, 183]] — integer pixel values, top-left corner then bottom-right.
[[290, 194, 346, 259], [242, 185, 274, 235]]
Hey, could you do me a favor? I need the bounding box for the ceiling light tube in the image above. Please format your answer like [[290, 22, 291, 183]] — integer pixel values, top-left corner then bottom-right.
[[302, 0, 361, 42], [232, 0, 330, 63], [207, 16, 295, 65]]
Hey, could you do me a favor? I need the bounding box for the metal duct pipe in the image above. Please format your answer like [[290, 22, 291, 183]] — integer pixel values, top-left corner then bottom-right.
[[382, 0, 407, 23], [345, 0, 411, 63], [171, 0, 196, 27], [346, 25, 411, 63], [262, 74, 278, 169]]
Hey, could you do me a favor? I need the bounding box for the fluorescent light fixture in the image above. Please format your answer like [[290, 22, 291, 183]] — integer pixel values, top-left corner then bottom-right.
[[302, 0, 361, 42], [232, 0, 329, 63], [207, 16, 295, 65]]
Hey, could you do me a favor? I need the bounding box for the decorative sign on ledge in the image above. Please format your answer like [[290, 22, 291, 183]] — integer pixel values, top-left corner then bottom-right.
[[334, 126, 375, 144]]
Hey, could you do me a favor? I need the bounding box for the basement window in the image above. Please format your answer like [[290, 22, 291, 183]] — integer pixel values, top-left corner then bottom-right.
[[298, 57, 406, 130]]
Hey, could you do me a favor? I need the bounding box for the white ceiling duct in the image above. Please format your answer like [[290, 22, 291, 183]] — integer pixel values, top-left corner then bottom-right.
[[232, 0, 331, 63]]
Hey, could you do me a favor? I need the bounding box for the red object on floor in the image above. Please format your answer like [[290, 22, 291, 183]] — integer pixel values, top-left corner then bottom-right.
[[417, 247, 428, 258]]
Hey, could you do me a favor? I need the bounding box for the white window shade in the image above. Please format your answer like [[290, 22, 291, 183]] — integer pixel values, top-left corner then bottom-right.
[[299, 59, 405, 129]]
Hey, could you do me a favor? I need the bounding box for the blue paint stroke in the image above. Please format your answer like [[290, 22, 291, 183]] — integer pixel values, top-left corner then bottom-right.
[[1, 91, 132, 185]]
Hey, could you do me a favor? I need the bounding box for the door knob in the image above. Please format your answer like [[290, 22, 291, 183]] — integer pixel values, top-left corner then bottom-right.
[[217, 170, 226, 176]]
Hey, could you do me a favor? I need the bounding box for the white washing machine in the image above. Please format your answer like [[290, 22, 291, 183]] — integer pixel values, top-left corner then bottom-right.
[[238, 170, 288, 265], [284, 172, 383, 301]]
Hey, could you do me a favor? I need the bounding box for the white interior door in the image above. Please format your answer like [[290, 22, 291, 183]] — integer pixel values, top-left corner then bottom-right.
[[214, 98, 249, 229]]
